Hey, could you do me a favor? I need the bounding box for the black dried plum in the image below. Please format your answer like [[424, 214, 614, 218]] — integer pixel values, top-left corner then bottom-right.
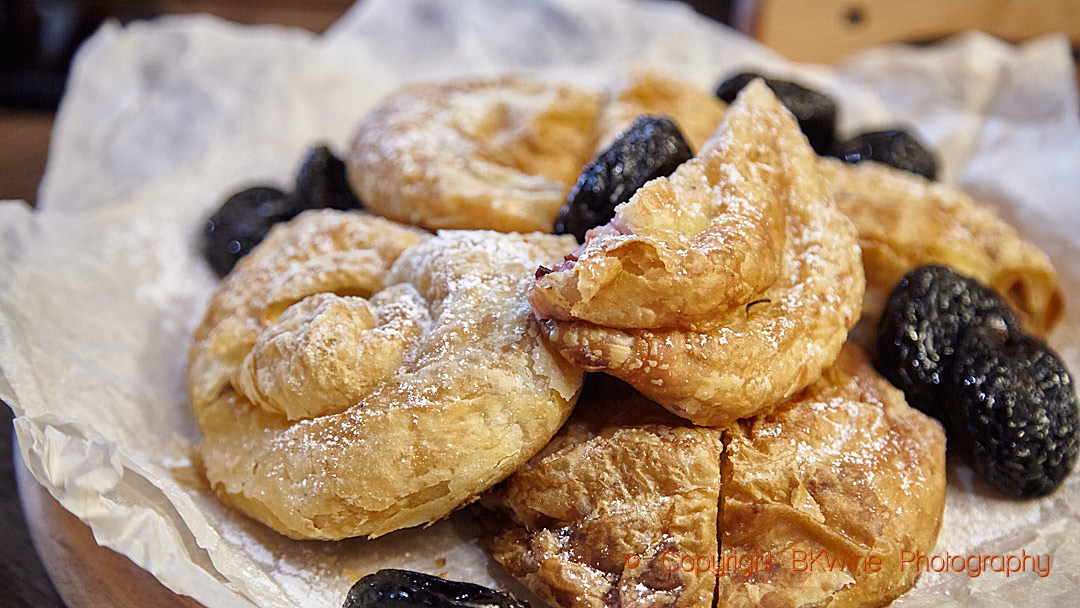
[[295, 145, 364, 211], [202, 145, 365, 277], [554, 115, 691, 243], [874, 265, 1017, 422], [827, 129, 938, 180], [947, 325, 1079, 498], [714, 72, 838, 154], [202, 186, 298, 276], [342, 569, 527, 608]]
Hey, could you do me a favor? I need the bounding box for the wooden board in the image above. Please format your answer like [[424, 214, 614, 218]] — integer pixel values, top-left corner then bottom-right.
[[740, 0, 1080, 64], [14, 441, 204, 608]]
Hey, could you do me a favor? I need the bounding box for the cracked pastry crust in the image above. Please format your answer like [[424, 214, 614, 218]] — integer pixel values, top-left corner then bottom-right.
[[489, 377, 723, 608], [719, 343, 946, 608], [489, 345, 946, 608], [187, 210, 584, 539], [820, 157, 1063, 336], [346, 72, 725, 234], [530, 80, 864, 427]]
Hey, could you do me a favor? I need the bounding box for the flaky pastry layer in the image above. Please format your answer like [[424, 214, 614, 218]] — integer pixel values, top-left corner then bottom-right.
[[820, 157, 1063, 336], [347, 77, 602, 233], [188, 210, 584, 539], [595, 70, 727, 154], [490, 378, 722, 608], [346, 72, 726, 234], [719, 344, 946, 608], [531, 81, 864, 426], [489, 345, 946, 608]]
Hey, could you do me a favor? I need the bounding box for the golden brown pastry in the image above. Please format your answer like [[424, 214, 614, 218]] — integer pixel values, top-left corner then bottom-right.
[[820, 157, 1063, 335], [346, 72, 1061, 341], [530, 80, 864, 427], [188, 210, 584, 539], [595, 70, 727, 153], [347, 77, 603, 233], [490, 377, 723, 608], [346, 72, 725, 234], [718, 343, 946, 608], [489, 345, 946, 608]]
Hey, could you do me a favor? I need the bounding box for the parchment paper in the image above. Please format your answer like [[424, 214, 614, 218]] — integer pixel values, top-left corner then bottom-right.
[[2, 1, 1079, 606]]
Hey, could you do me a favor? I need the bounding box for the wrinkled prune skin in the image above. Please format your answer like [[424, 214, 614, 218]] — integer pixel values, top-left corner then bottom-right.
[[714, 72, 838, 154], [827, 129, 938, 180], [874, 265, 1017, 422], [342, 569, 528, 608], [202, 145, 365, 277], [947, 325, 1080, 498], [554, 115, 691, 243], [202, 186, 298, 276], [295, 145, 365, 211]]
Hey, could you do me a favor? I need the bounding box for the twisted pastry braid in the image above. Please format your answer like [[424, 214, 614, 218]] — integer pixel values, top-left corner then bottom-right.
[[188, 210, 583, 539]]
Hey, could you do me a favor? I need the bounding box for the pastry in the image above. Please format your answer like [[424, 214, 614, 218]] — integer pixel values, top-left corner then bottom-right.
[[182, 61, 1072, 608], [347, 77, 602, 233], [188, 210, 584, 539], [489, 344, 946, 608], [718, 344, 946, 607], [345, 72, 1061, 341], [820, 157, 1063, 335], [346, 72, 725, 234], [594, 70, 726, 153], [489, 377, 723, 608], [530, 80, 865, 427]]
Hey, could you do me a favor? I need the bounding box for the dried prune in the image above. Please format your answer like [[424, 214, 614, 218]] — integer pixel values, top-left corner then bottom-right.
[[342, 569, 527, 608], [827, 129, 938, 180], [874, 265, 1017, 422], [554, 115, 691, 243], [295, 145, 364, 211], [714, 72, 837, 154], [202, 145, 364, 277], [947, 325, 1079, 498], [202, 186, 298, 276]]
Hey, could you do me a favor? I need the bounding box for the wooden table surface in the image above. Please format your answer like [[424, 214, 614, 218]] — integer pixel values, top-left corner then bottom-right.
[[3, 1, 1079, 607]]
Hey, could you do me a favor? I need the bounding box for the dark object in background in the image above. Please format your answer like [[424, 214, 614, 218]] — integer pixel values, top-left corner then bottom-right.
[[947, 325, 1079, 498], [827, 129, 938, 180], [1, 1, 156, 109], [342, 569, 528, 608], [714, 72, 838, 154], [554, 115, 692, 243], [202, 145, 364, 276], [0, 0, 357, 110], [873, 265, 1017, 423]]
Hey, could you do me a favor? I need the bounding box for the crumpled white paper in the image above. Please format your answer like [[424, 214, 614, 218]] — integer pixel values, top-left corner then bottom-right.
[[1, 1, 1079, 606]]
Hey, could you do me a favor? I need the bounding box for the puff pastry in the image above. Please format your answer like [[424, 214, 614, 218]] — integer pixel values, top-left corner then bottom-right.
[[530, 80, 864, 426], [188, 210, 584, 539], [489, 376, 722, 608], [346, 72, 1061, 341], [719, 343, 946, 608], [594, 70, 727, 154], [489, 344, 946, 608], [820, 157, 1063, 335], [346, 72, 725, 234]]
